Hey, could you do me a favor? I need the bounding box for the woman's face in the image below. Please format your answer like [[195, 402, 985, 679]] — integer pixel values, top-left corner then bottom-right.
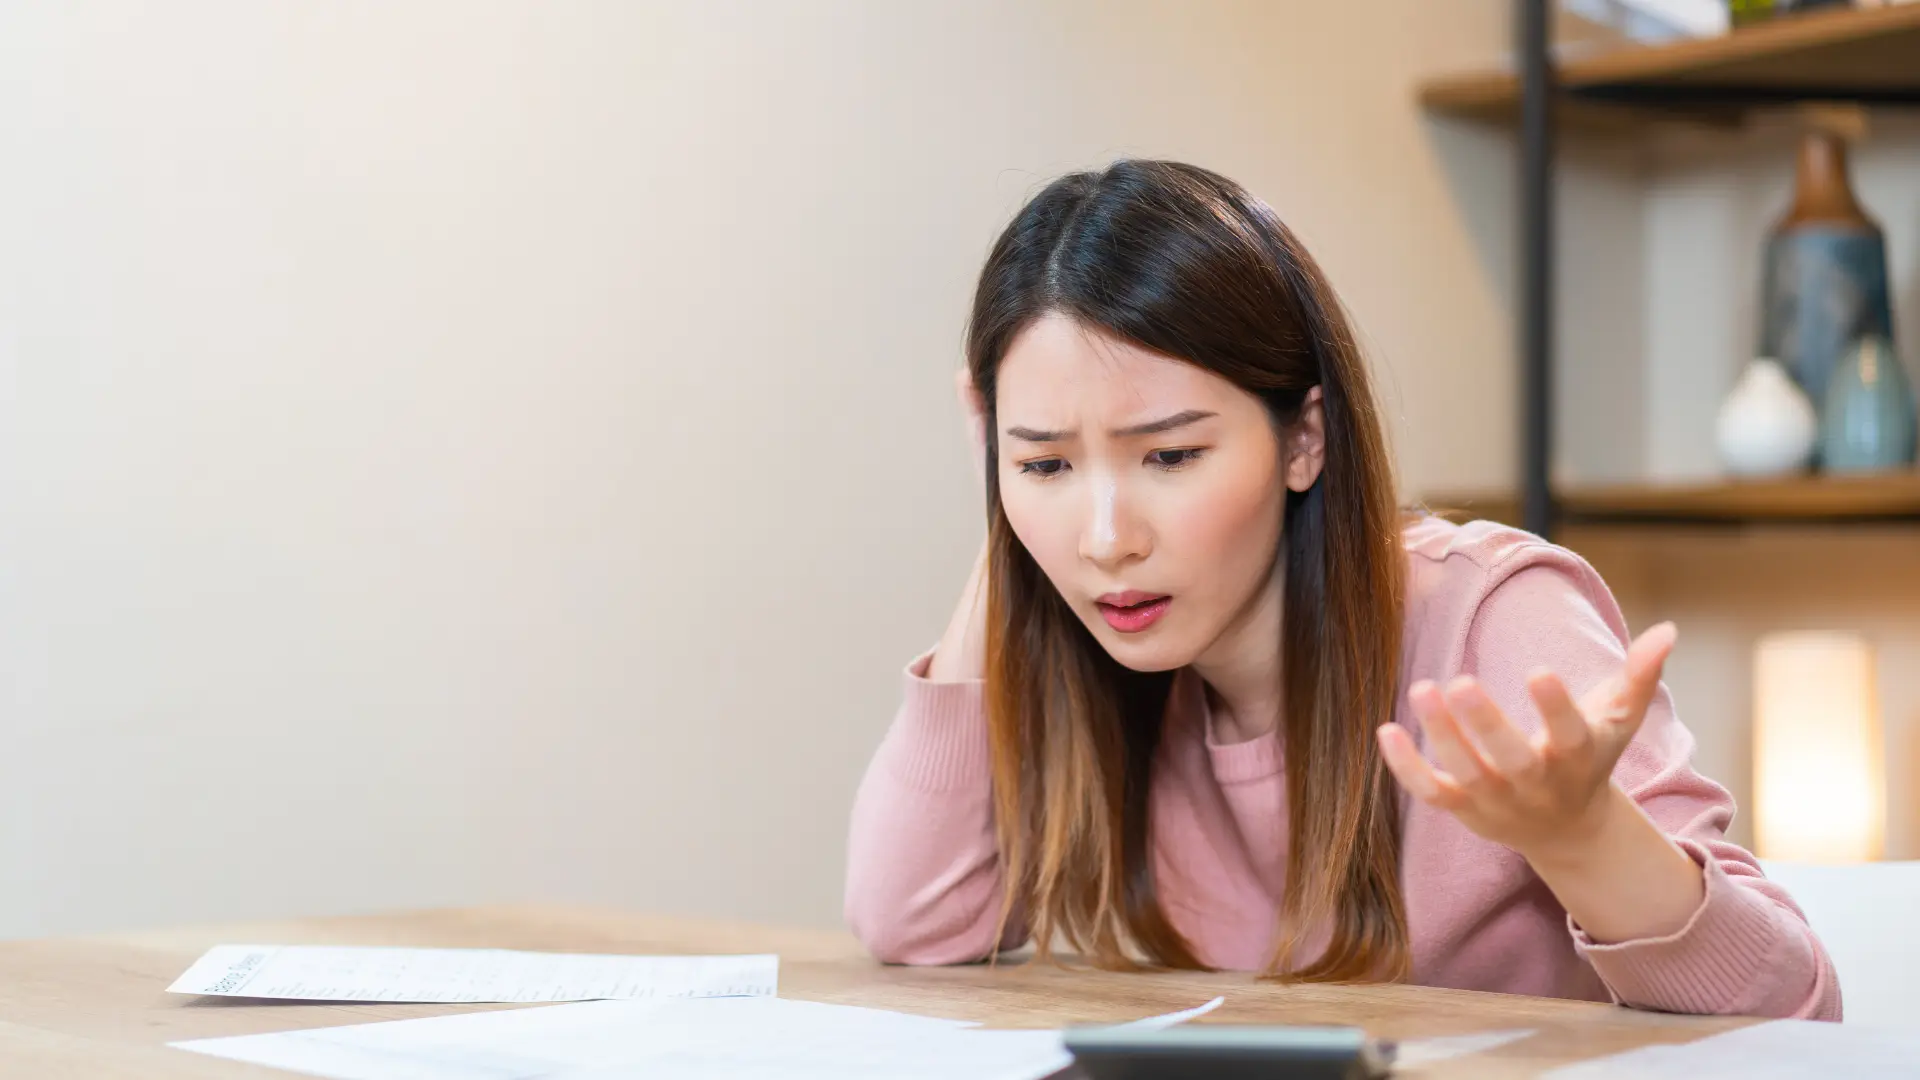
[[994, 314, 1323, 674]]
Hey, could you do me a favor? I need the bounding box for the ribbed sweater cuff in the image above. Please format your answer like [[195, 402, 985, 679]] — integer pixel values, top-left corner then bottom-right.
[[1572, 838, 1782, 1014], [879, 649, 991, 792]]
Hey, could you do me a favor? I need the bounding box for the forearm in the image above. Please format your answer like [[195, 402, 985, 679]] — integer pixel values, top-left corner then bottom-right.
[[845, 646, 1023, 964], [845, 774, 1015, 965], [926, 543, 988, 683], [1520, 785, 1705, 945]]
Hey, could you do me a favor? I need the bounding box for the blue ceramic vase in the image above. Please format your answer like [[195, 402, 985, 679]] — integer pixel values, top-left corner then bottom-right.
[[1757, 131, 1895, 424], [1821, 335, 1917, 473], [1761, 226, 1894, 413]]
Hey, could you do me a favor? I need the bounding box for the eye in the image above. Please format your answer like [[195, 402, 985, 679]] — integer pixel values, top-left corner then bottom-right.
[[1147, 448, 1205, 470], [1019, 457, 1068, 478]]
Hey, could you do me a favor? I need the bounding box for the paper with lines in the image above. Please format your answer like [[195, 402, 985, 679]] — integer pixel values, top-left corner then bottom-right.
[[167, 944, 777, 1004]]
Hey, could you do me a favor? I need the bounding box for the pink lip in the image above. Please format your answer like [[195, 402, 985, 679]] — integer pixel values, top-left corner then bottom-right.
[[1095, 592, 1172, 633]]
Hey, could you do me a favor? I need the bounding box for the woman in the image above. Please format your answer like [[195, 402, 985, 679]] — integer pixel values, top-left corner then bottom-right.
[[845, 160, 1838, 1019]]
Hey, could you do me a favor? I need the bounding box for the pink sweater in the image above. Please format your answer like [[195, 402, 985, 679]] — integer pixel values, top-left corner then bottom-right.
[[845, 517, 1840, 1019]]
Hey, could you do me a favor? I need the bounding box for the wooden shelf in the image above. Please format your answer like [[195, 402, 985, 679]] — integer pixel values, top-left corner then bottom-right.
[[1424, 472, 1920, 528], [1420, 4, 1920, 129]]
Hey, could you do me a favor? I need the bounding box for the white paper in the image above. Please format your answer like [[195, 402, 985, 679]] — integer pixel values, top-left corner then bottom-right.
[[167, 945, 778, 1004], [1104, 995, 1225, 1030], [1391, 1028, 1533, 1071], [1543, 1019, 1920, 1079], [172, 993, 1223, 1080]]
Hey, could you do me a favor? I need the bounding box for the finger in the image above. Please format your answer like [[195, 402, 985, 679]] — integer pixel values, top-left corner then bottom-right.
[[1527, 669, 1593, 754], [1443, 677, 1538, 777], [1616, 621, 1677, 723], [1378, 725, 1467, 809], [1408, 680, 1487, 785], [1577, 623, 1678, 725], [1377, 725, 1440, 799]]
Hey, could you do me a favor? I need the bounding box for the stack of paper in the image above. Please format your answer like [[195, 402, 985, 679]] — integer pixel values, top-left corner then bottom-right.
[[167, 945, 778, 1004], [173, 995, 1225, 1080]]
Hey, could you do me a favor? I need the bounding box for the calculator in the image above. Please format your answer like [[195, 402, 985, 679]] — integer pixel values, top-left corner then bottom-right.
[[1063, 1023, 1396, 1080]]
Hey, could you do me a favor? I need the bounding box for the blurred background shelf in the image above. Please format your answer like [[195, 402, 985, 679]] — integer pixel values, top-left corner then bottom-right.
[[1420, 3, 1920, 132], [1425, 472, 1920, 528], [1417, 1, 1920, 541]]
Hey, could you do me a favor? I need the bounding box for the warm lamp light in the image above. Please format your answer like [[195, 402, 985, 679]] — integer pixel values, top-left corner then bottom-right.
[[1752, 631, 1883, 864]]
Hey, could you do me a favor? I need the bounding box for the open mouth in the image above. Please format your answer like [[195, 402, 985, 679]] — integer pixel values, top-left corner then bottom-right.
[[1095, 594, 1172, 634]]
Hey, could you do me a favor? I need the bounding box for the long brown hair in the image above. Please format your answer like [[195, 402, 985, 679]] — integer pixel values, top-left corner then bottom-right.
[[968, 160, 1409, 982]]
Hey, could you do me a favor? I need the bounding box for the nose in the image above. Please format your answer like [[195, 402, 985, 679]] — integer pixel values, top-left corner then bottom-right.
[[1078, 471, 1151, 569]]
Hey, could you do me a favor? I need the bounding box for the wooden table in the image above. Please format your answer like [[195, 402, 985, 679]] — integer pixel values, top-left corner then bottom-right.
[[0, 905, 1754, 1078]]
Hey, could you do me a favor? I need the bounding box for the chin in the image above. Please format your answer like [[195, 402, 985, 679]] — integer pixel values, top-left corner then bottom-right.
[[1090, 632, 1196, 674]]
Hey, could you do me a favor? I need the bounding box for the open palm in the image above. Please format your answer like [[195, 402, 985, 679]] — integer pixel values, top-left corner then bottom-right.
[[1377, 623, 1677, 857]]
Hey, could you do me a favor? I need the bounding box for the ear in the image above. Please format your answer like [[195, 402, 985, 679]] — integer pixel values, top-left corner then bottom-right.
[[1284, 386, 1326, 493]]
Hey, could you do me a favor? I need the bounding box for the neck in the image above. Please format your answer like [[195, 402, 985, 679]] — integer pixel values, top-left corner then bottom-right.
[[1784, 130, 1867, 227], [1191, 569, 1286, 745]]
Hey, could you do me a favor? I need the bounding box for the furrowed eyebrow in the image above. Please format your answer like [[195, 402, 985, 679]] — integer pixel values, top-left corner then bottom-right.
[[1113, 409, 1216, 437], [1003, 409, 1217, 443], [1004, 425, 1067, 443]]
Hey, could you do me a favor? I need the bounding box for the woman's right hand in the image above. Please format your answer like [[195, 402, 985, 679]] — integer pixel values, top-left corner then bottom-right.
[[928, 368, 990, 683]]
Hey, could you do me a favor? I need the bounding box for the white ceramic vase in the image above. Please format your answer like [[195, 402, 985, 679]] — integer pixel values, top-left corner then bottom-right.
[[1716, 357, 1817, 478]]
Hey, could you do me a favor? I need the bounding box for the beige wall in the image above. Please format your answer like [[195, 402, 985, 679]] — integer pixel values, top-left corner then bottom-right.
[[0, 1, 1528, 937]]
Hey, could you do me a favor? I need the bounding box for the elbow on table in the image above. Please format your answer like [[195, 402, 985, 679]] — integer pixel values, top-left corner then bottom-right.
[[845, 896, 1006, 966]]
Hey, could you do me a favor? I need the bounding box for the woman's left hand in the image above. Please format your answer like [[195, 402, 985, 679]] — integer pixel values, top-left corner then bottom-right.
[[1376, 622, 1678, 862]]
